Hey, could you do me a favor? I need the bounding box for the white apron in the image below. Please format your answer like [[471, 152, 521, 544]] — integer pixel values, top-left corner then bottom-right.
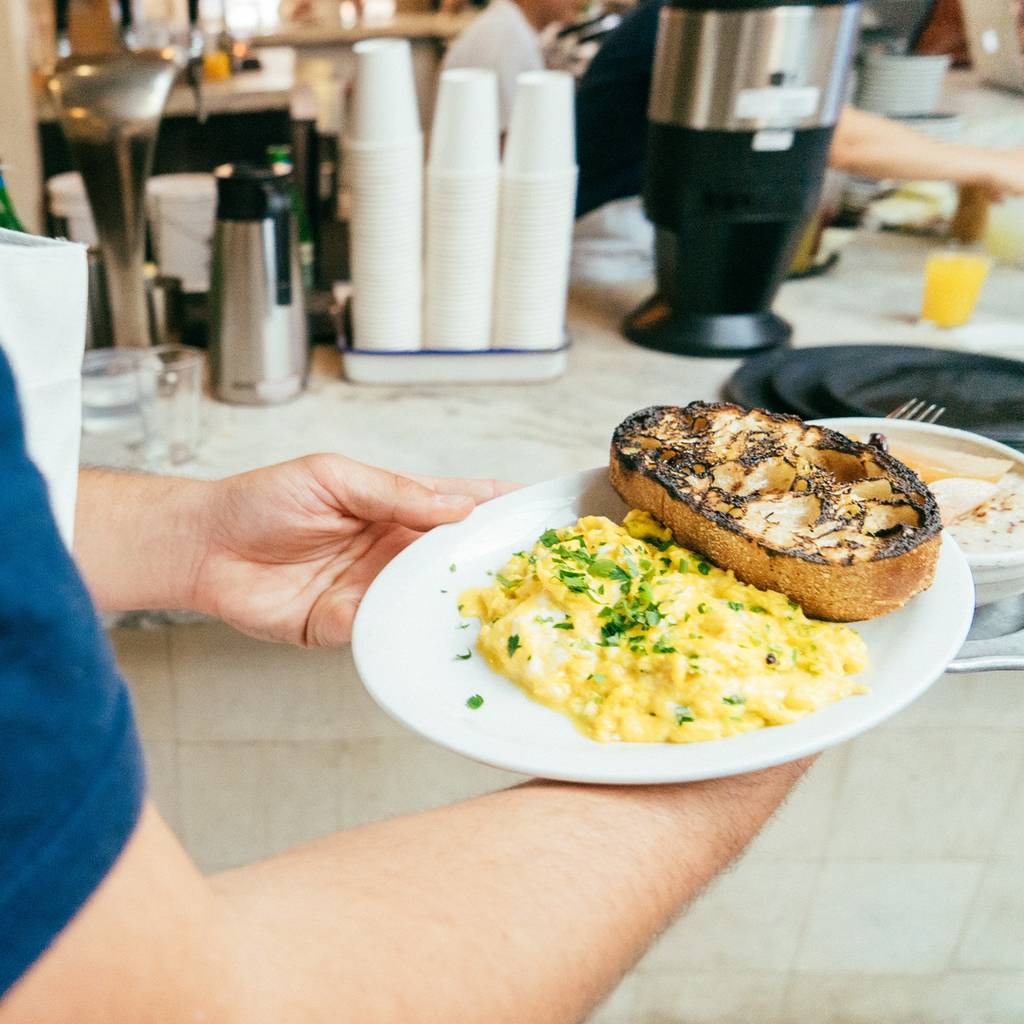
[[0, 229, 87, 547]]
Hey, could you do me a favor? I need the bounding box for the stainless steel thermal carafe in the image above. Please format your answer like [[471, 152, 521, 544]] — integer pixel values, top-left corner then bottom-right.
[[209, 163, 308, 404]]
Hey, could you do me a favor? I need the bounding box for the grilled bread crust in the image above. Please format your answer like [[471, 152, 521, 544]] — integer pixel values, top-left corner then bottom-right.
[[610, 403, 942, 622]]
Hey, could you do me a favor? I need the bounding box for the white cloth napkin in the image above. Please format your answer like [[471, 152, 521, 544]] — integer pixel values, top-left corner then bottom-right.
[[0, 228, 87, 547]]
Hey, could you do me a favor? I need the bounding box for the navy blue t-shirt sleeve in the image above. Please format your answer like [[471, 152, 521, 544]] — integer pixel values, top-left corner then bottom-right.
[[575, 0, 662, 218], [0, 345, 145, 997]]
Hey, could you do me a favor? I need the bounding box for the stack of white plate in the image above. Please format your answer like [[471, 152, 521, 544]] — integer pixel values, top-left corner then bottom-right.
[[492, 71, 577, 350], [424, 69, 500, 350], [856, 53, 951, 116], [344, 38, 423, 350]]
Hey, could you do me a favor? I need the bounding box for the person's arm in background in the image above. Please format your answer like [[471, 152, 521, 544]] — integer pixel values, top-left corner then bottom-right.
[[3, 762, 809, 1024], [831, 106, 1024, 199]]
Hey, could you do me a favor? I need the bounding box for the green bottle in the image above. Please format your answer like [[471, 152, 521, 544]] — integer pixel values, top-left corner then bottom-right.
[[0, 165, 26, 233], [267, 144, 315, 292]]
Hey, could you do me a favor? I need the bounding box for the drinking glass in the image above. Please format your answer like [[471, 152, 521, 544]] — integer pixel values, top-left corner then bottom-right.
[[142, 345, 205, 466], [81, 345, 204, 469], [920, 251, 992, 328], [81, 349, 153, 467]]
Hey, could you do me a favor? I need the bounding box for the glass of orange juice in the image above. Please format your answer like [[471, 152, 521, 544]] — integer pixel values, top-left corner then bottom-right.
[[203, 50, 232, 83], [920, 250, 992, 328]]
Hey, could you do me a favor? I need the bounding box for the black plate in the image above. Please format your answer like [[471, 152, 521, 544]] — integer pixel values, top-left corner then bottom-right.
[[724, 344, 914, 419], [770, 345, 940, 421], [824, 348, 1024, 443], [722, 348, 795, 412]]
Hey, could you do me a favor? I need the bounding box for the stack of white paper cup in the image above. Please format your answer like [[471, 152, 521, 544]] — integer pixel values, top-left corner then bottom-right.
[[345, 38, 423, 350], [146, 173, 218, 293], [493, 71, 577, 350], [424, 69, 500, 350], [46, 172, 98, 246]]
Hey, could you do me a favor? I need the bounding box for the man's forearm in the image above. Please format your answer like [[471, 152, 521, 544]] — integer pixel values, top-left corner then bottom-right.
[[74, 469, 213, 612], [4, 763, 810, 1024], [214, 761, 810, 1024]]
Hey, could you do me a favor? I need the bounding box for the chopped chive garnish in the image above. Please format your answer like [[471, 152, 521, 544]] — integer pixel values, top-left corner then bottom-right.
[[455, 649, 472, 661], [449, 563, 456, 573], [675, 706, 695, 725], [723, 694, 746, 705], [728, 601, 744, 611], [697, 562, 711, 575], [553, 621, 574, 630], [507, 634, 521, 657], [466, 694, 484, 709]]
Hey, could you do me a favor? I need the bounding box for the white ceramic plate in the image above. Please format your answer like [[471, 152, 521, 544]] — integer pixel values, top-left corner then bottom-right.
[[352, 468, 975, 784]]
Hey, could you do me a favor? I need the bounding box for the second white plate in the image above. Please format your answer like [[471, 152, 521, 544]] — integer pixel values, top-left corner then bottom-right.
[[352, 468, 975, 784]]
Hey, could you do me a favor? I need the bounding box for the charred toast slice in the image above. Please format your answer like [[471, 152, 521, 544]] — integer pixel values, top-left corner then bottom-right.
[[610, 403, 942, 621]]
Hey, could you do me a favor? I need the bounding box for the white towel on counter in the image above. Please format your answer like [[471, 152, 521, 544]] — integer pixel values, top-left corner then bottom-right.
[[0, 228, 87, 547]]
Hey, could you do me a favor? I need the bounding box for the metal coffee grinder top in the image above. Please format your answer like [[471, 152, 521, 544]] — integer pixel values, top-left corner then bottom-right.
[[625, 0, 860, 356]]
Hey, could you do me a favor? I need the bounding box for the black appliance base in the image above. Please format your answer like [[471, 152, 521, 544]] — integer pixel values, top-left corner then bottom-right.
[[622, 296, 792, 357]]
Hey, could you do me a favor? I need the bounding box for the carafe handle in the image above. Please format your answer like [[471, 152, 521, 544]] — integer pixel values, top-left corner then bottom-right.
[[271, 196, 292, 306]]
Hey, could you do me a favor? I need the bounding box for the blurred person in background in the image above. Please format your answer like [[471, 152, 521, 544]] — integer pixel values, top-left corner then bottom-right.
[[572, 0, 1024, 280], [442, 0, 580, 128]]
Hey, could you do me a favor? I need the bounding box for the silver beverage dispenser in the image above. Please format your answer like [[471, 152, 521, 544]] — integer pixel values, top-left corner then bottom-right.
[[624, 0, 860, 356], [208, 164, 308, 405]]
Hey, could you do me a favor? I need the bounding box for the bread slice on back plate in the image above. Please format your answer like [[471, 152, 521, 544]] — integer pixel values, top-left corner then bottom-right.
[[610, 402, 942, 621]]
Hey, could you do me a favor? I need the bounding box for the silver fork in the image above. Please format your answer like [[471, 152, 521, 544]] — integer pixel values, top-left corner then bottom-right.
[[886, 398, 946, 424]]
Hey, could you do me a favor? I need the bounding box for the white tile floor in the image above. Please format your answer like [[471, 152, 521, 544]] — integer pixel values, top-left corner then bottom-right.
[[111, 623, 1024, 1024]]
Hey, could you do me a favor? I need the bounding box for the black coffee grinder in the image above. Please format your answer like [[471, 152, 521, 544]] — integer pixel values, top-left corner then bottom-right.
[[624, 0, 860, 356]]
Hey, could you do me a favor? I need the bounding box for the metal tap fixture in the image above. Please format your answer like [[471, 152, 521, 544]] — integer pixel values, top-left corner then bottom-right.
[[50, 0, 205, 346], [47, 48, 177, 348]]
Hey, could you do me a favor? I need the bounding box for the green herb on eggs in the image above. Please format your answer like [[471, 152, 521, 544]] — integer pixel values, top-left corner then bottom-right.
[[675, 706, 695, 725]]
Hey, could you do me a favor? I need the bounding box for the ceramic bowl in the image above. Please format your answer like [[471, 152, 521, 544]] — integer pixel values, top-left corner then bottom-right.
[[816, 417, 1024, 606]]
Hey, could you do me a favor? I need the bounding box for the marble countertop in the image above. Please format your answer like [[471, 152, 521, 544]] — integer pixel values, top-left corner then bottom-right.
[[251, 11, 475, 47], [190, 230, 1023, 487]]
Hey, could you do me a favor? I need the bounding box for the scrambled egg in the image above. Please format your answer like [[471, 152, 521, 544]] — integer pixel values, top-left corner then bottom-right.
[[460, 512, 868, 743]]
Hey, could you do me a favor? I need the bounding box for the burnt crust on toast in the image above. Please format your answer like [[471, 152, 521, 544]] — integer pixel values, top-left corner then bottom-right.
[[610, 402, 942, 621]]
